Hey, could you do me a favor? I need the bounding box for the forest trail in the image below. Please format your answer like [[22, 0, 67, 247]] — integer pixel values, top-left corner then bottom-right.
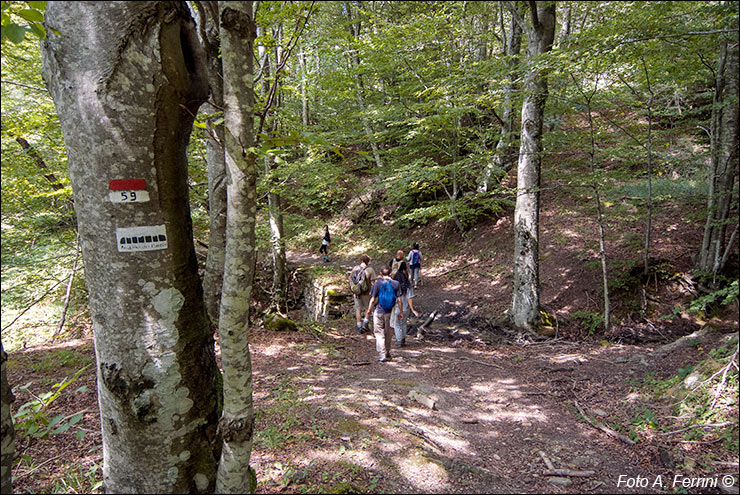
[[259, 250, 736, 493]]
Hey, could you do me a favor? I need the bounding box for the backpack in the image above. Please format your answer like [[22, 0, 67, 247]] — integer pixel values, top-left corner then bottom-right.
[[378, 280, 396, 311], [390, 258, 402, 277], [350, 265, 369, 294], [410, 249, 421, 266], [393, 269, 410, 296]]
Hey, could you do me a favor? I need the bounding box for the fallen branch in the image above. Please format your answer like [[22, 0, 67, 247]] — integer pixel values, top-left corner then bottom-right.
[[574, 400, 636, 445], [419, 311, 438, 331], [658, 421, 736, 436], [417, 311, 438, 339], [408, 426, 444, 453], [538, 450, 555, 470], [539, 450, 595, 477], [431, 259, 483, 278], [711, 343, 739, 409]]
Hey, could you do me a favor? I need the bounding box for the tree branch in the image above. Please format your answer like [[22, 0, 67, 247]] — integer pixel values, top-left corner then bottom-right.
[[1, 79, 48, 93]]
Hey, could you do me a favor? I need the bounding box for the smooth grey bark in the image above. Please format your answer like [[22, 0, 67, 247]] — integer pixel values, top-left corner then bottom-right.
[[41, 2, 220, 492], [298, 46, 309, 126], [215, 2, 258, 492], [481, 2, 522, 192], [1, 341, 14, 495], [697, 39, 739, 282], [257, 24, 288, 314], [506, 1, 556, 331], [196, 0, 228, 326]]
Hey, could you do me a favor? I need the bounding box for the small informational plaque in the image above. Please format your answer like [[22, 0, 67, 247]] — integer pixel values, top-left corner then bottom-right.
[[116, 225, 167, 252], [109, 179, 150, 203]]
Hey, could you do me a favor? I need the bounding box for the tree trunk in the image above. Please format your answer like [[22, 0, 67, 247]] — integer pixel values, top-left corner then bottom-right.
[[257, 24, 289, 314], [508, 1, 556, 331], [197, 0, 228, 327], [481, 3, 522, 192], [215, 2, 258, 492], [1, 341, 14, 495], [697, 39, 739, 281], [299, 46, 309, 126], [41, 2, 221, 492]]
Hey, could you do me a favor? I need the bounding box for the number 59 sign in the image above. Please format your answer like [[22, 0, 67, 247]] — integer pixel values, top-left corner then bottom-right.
[[109, 179, 150, 203]]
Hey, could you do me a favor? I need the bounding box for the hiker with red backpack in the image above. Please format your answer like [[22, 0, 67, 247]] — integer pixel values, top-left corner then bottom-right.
[[349, 254, 377, 334], [407, 242, 422, 289], [365, 266, 403, 362]]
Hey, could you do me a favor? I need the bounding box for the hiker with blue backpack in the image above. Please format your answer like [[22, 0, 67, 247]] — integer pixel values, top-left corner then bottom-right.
[[407, 242, 423, 289], [365, 266, 403, 362]]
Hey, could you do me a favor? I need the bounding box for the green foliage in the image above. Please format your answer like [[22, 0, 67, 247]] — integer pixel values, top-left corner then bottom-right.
[[52, 460, 103, 494], [571, 310, 605, 334], [1, 1, 48, 43], [30, 349, 93, 373], [662, 279, 739, 321], [636, 336, 738, 454], [12, 365, 89, 442]]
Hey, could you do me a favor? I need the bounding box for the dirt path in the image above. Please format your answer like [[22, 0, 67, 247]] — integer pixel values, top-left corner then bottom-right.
[[265, 251, 735, 493]]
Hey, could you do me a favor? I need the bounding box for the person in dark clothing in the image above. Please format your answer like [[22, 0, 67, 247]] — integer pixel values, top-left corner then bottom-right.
[[319, 225, 331, 262]]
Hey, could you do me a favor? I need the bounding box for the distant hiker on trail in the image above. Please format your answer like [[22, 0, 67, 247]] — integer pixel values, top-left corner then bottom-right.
[[319, 224, 331, 262], [390, 261, 419, 347], [366, 266, 403, 362], [407, 242, 422, 288], [389, 250, 405, 277], [349, 254, 377, 334]]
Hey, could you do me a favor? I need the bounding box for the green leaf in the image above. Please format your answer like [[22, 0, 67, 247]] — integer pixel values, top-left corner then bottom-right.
[[17, 8, 44, 22], [2, 23, 27, 43], [193, 121, 207, 129], [75, 385, 88, 393], [47, 413, 65, 429], [68, 412, 83, 426], [52, 423, 70, 434], [27, 1, 48, 10], [75, 431, 85, 440], [29, 22, 45, 39]]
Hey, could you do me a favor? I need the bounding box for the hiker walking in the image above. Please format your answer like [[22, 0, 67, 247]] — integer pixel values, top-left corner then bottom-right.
[[389, 250, 405, 278], [319, 225, 331, 262], [407, 242, 423, 288], [366, 266, 403, 362], [349, 254, 377, 334], [390, 261, 419, 347]]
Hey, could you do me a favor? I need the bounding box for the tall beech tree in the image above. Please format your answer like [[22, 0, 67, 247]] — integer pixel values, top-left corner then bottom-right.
[[41, 2, 221, 492], [214, 1, 259, 492], [697, 36, 739, 283], [506, 0, 556, 331], [195, 0, 229, 328]]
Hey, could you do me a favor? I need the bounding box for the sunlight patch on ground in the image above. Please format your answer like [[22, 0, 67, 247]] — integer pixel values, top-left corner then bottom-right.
[[261, 343, 289, 357], [476, 406, 548, 424], [544, 353, 589, 364], [396, 451, 451, 491]]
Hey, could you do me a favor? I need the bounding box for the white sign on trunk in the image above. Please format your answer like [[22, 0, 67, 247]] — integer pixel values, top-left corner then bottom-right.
[[109, 190, 150, 203], [116, 225, 168, 252]]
